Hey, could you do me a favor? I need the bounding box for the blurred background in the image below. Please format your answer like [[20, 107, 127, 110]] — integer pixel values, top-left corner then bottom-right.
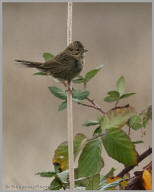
[[3, 2, 152, 191]]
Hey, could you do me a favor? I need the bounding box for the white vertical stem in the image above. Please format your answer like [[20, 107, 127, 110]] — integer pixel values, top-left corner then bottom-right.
[[67, 2, 72, 45], [67, 2, 74, 190]]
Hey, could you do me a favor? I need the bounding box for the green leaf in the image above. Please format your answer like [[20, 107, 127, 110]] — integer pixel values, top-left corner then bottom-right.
[[72, 98, 81, 103], [83, 120, 99, 127], [102, 128, 138, 166], [57, 170, 68, 184], [72, 89, 90, 100], [75, 169, 89, 187], [48, 86, 67, 100], [132, 140, 144, 144], [108, 90, 120, 98], [98, 175, 107, 189], [74, 134, 87, 157], [101, 178, 123, 190], [48, 178, 62, 190], [146, 105, 152, 119], [101, 106, 135, 130], [54, 164, 61, 173], [43, 52, 54, 61], [128, 115, 143, 130], [53, 141, 68, 171], [73, 76, 85, 84], [78, 139, 102, 177], [58, 101, 67, 111], [141, 105, 152, 128], [85, 70, 99, 82], [104, 96, 118, 103], [33, 72, 48, 76], [35, 171, 55, 177], [98, 168, 116, 190], [120, 93, 136, 99], [53, 134, 87, 171], [116, 76, 125, 96], [86, 174, 100, 190], [93, 126, 102, 136], [85, 65, 104, 82], [105, 168, 116, 178]]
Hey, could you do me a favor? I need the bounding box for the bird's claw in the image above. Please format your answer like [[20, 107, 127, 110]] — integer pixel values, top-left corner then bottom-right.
[[66, 86, 73, 93]]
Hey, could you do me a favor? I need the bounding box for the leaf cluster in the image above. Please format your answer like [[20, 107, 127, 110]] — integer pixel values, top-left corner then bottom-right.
[[104, 76, 136, 103], [35, 52, 152, 190]]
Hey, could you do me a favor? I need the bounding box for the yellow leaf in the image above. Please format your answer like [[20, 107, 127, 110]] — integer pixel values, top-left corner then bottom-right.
[[52, 134, 87, 171], [107, 177, 121, 183], [120, 180, 128, 189], [142, 170, 152, 190], [107, 177, 128, 190], [107, 177, 121, 190]]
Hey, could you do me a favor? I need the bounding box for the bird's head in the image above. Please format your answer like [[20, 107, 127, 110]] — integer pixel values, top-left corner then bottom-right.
[[65, 41, 88, 56]]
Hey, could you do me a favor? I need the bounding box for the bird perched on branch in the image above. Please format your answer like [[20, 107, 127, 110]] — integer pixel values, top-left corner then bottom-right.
[[15, 41, 88, 82]]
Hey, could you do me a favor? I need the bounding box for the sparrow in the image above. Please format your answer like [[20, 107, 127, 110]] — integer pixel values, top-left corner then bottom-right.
[[15, 41, 88, 82]]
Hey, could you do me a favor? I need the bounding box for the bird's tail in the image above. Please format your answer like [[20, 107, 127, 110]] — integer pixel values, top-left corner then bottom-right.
[[15, 59, 43, 68]]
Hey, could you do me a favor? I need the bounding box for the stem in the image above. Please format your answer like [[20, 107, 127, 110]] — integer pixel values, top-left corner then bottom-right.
[[115, 99, 119, 108], [117, 147, 152, 177], [86, 97, 105, 114], [128, 126, 131, 136], [77, 101, 105, 114], [77, 102, 94, 109], [67, 2, 74, 190], [87, 133, 105, 142], [67, 82, 74, 190], [83, 82, 87, 89], [78, 97, 105, 114], [82, 76, 105, 114]]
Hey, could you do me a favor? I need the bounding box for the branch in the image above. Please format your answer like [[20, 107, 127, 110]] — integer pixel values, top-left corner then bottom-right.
[[77, 97, 105, 114], [117, 147, 152, 177], [87, 97, 105, 113], [87, 133, 105, 142], [115, 99, 119, 108], [125, 175, 144, 190], [77, 102, 95, 109], [61, 79, 106, 115]]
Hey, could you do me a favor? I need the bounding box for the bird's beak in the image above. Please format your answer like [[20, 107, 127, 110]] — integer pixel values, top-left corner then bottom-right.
[[84, 49, 88, 53]]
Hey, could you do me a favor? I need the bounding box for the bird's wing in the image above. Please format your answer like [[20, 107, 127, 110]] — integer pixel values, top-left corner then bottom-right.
[[42, 52, 77, 69]]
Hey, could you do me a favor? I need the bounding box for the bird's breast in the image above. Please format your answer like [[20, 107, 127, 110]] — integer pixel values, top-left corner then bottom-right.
[[73, 59, 83, 74]]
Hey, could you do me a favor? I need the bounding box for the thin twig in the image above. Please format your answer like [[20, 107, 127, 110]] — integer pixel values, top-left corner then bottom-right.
[[86, 97, 105, 114], [117, 147, 152, 177], [76, 97, 105, 114], [83, 82, 87, 89], [112, 104, 129, 110], [128, 127, 130, 135], [77, 102, 95, 109], [115, 99, 119, 108], [61, 80, 106, 115], [82, 75, 105, 114], [87, 133, 105, 142], [78, 101, 105, 114]]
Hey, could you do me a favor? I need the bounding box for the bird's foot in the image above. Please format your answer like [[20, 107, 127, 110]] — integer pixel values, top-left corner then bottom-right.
[[65, 82, 73, 93], [66, 86, 73, 93]]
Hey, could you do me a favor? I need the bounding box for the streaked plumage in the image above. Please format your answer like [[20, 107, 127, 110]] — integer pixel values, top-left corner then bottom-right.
[[15, 41, 87, 82]]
